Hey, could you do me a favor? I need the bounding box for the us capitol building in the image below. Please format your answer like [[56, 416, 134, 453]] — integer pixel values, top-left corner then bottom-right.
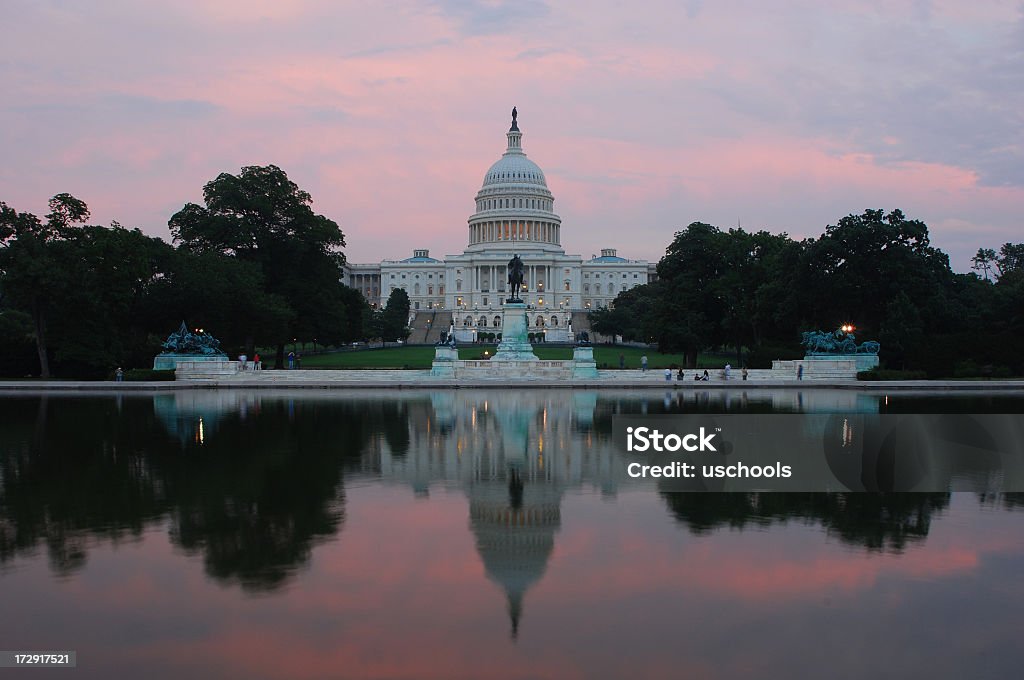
[[344, 109, 657, 342]]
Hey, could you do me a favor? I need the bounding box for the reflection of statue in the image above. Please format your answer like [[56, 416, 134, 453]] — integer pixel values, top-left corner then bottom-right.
[[160, 321, 226, 356], [470, 465, 561, 641], [507, 255, 525, 302]]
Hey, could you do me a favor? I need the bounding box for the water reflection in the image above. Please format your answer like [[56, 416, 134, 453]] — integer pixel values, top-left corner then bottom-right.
[[3, 390, 1023, 584], [662, 492, 950, 552], [2, 389, 1024, 677]]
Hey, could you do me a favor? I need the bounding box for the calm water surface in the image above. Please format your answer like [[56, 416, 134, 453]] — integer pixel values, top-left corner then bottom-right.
[[1, 388, 1022, 679]]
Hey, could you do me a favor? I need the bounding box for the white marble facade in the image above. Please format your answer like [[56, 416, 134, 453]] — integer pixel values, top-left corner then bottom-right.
[[344, 113, 657, 332]]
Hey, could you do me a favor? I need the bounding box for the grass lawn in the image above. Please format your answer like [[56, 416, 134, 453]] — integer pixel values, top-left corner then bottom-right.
[[299, 346, 439, 369], [297, 345, 735, 369]]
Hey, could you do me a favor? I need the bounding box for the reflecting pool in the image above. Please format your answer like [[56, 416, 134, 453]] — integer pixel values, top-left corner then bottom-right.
[[1, 389, 1022, 679]]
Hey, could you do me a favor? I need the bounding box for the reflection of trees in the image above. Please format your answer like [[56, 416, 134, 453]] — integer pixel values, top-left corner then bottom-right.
[[0, 396, 171, 574], [0, 395, 415, 591], [977, 493, 1024, 511], [156, 399, 356, 591], [662, 492, 951, 553]]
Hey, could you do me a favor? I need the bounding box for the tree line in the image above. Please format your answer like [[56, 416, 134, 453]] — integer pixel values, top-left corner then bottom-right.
[[590, 209, 1024, 376], [0, 166, 410, 377]]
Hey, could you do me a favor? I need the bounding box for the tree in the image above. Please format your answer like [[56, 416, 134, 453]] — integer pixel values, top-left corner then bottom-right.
[[169, 165, 350, 367], [972, 247, 997, 281], [48, 224, 175, 374], [995, 242, 1024, 282], [143, 251, 293, 354], [0, 195, 92, 377], [801, 209, 953, 336], [879, 291, 923, 370], [591, 284, 659, 342], [379, 288, 411, 342], [653, 223, 727, 366]]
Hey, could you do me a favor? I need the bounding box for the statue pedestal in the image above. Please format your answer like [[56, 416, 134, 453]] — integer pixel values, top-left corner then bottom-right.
[[805, 354, 880, 372], [154, 353, 228, 371], [430, 346, 459, 377], [571, 346, 598, 378], [492, 303, 538, 362]]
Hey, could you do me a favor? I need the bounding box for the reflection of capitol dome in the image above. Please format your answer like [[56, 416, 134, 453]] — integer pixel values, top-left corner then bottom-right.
[[468, 478, 562, 640]]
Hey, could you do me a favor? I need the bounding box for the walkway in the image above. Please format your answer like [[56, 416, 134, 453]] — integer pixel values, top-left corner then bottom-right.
[[1, 371, 1022, 391]]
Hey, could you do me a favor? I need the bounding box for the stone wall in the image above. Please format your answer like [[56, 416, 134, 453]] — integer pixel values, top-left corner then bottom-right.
[[176, 360, 244, 379]]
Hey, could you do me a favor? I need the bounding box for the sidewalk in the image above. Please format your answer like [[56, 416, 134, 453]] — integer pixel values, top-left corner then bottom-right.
[[1, 370, 1022, 391]]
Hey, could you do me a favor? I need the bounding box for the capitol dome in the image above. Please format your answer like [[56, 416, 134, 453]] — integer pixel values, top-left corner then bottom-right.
[[481, 152, 547, 188], [467, 108, 562, 252]]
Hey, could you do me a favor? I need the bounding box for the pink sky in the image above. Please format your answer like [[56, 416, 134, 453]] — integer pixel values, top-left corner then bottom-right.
[[2, 0, 1021, 272]]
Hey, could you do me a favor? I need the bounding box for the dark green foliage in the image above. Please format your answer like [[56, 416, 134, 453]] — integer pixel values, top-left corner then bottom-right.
[[1, 174, 368, 377], [611, 211, 1021, 376], [1, 197, 175, 377], [744, 343, 803, 369], [124, 369, 175, 381], [169, 165, 362, 366], [857, 369, 929, 381], [377, 288, 411, 342]]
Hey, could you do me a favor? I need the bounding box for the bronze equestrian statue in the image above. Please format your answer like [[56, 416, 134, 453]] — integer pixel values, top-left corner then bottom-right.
[[507, 254, 525, 303]]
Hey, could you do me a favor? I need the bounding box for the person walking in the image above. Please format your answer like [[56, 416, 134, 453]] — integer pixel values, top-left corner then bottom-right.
[[641, 355, 648, 373], [288, 351, 295, 370], [115, 367, 124, 382], [797, 364, 804, 381], [724, 363, 731, 380], [619, 353, 625, 369], [253, 352, 261, 371], [742, 366, 748, 381]]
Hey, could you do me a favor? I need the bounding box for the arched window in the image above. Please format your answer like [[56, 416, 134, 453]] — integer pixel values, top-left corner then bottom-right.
[[535, 317, 545, 327], [464, 316, 472, 326], [479, 316, 487, 327], [550, 316, 558, 326], [564, 280, 571, 291], [608, 283, 615, 295], [413, 283, 420, 295], [493, 315, 501, 326]]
